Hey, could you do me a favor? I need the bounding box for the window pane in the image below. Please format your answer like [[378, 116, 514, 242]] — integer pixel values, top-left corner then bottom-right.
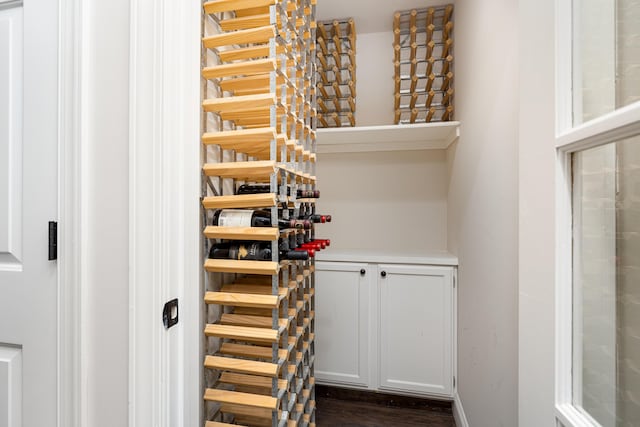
[[572, 135, 640, 427], [573, 0, 640, 125]]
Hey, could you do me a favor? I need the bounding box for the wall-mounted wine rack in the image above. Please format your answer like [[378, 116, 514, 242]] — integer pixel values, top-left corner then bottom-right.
[[393, 5, 454, 124], [315, 18, 356, 128], [201, 0, 322, 425]]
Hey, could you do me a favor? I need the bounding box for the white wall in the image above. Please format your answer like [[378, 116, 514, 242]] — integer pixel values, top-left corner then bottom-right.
[[354, 31, 395, 126], [447, 0, 519, 426], [83, 0, 129, 425], [316, 150, 448, 253], [518, 0, 556, 425]]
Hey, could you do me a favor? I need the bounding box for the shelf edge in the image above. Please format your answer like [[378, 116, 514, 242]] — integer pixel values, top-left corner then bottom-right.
[[317, 122, 460, 153]]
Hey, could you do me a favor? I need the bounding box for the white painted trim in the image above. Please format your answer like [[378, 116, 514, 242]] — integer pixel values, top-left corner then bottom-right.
[[452, 268, 458, 402], [453, 392, 469, 427], [555, 147, 573, 412], [556, 403, 605, 427], [129, 0, 201, 426], [58, 0, 86, 425], [556, 102, 640, 151]]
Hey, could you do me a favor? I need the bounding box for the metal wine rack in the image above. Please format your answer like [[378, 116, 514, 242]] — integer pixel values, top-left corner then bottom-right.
[[201, 0, 319, 425], [315, 18, 356, 128], [393, 5, 454, 124]]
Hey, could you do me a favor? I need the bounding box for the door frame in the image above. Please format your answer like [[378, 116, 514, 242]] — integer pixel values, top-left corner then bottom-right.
[[59, 0, 203, 425], [128, 0, 201, 426], [58, 0, 85, 424]]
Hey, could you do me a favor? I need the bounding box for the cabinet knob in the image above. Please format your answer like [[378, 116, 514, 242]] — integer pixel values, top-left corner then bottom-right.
[[360, 269, 366, 275], [380, 271, 387, 278]]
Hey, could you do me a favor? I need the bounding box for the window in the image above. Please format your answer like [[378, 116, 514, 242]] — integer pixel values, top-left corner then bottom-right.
[[556, 1, 640, 427], [573, 0, 640, 125], [571, 136, 640, 426]]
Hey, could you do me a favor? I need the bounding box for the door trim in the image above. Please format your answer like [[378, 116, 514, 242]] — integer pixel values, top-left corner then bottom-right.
[[128, 0, 201, 425], [58, 0, 86, 424]]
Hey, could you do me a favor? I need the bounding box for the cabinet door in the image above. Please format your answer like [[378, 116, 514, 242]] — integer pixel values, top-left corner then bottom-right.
[[378, 264, 453, 397], [315, 261, 371, 387]]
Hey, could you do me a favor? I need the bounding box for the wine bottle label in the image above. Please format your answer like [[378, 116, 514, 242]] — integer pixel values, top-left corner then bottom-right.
[[218, 210, 253, 227], [228, 242, 265, 260]]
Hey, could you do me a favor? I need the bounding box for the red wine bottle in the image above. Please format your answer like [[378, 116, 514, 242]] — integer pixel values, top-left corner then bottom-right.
[[237, 184, 319, 199], [209, 242, 309, 261], [314, 239, 331, 247], [212, 209, 310, 230], [280, 238, 315, 258]]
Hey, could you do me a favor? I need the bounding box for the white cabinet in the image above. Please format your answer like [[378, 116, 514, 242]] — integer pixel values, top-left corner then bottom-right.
[[315, 258, 456, 399], [315, 261, 372, 387], [378, 264, 454, 397]]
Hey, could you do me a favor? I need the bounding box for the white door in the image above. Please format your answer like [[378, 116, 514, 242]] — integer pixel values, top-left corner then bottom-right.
[[378, 264, 453, 397], [0, 0, 59, 425], [315, 261, 371, 387]]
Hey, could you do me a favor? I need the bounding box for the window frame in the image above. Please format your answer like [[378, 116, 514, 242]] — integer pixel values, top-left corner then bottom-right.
[[554, 1, 640, 426]]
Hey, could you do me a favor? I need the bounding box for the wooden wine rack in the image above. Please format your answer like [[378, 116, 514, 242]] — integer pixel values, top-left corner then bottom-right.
[[201, 1, 318, 426], [315, 19, 356, 128], [393, 5, 454, 124]]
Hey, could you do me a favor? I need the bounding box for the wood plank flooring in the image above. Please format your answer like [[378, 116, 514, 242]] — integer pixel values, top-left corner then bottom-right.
[[315, 386, 456, 427]]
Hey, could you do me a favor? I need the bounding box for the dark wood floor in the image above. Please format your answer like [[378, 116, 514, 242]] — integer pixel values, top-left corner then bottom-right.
[[315, 386, 456, 427]]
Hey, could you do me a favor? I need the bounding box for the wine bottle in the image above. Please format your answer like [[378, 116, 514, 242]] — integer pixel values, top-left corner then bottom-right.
[[296, 232, 312, 246], [280, 238, 315, 258], [212, 209, 310, 230], [314, 239, 331, 247], [306, 214, 332, 223], [209, 241, 310, 261], [237, 184, 320, 199]]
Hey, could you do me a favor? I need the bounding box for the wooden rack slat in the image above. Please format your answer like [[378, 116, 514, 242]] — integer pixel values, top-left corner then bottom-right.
[[221, 404, 273, 423], [204, 388, 278, 409], [219, 372, 288, 391], [204, 259, 280, 275], [220, 343, 288, 360], [221, 313, 289, 329], [202, 58, 276, 80], [206, 421, 249, 427], [203, 25, 276, 49], [204, 323, 280, 343], [203, 226, 280, 241], [203, 0, 276, 14], [203, 93, 276, 113], [218, 43, 285, 62], [202, 160, 277, 180], [205, 291, 279, 308], [202, 193, 276, 209]]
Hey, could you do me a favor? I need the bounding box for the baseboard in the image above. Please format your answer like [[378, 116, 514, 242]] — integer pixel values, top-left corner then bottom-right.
[[453, 392, 470, 427]]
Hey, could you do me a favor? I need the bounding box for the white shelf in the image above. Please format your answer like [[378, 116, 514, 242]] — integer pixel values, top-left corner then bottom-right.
[[316, 249, 458, 266], [316, 122, 460, 154]]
